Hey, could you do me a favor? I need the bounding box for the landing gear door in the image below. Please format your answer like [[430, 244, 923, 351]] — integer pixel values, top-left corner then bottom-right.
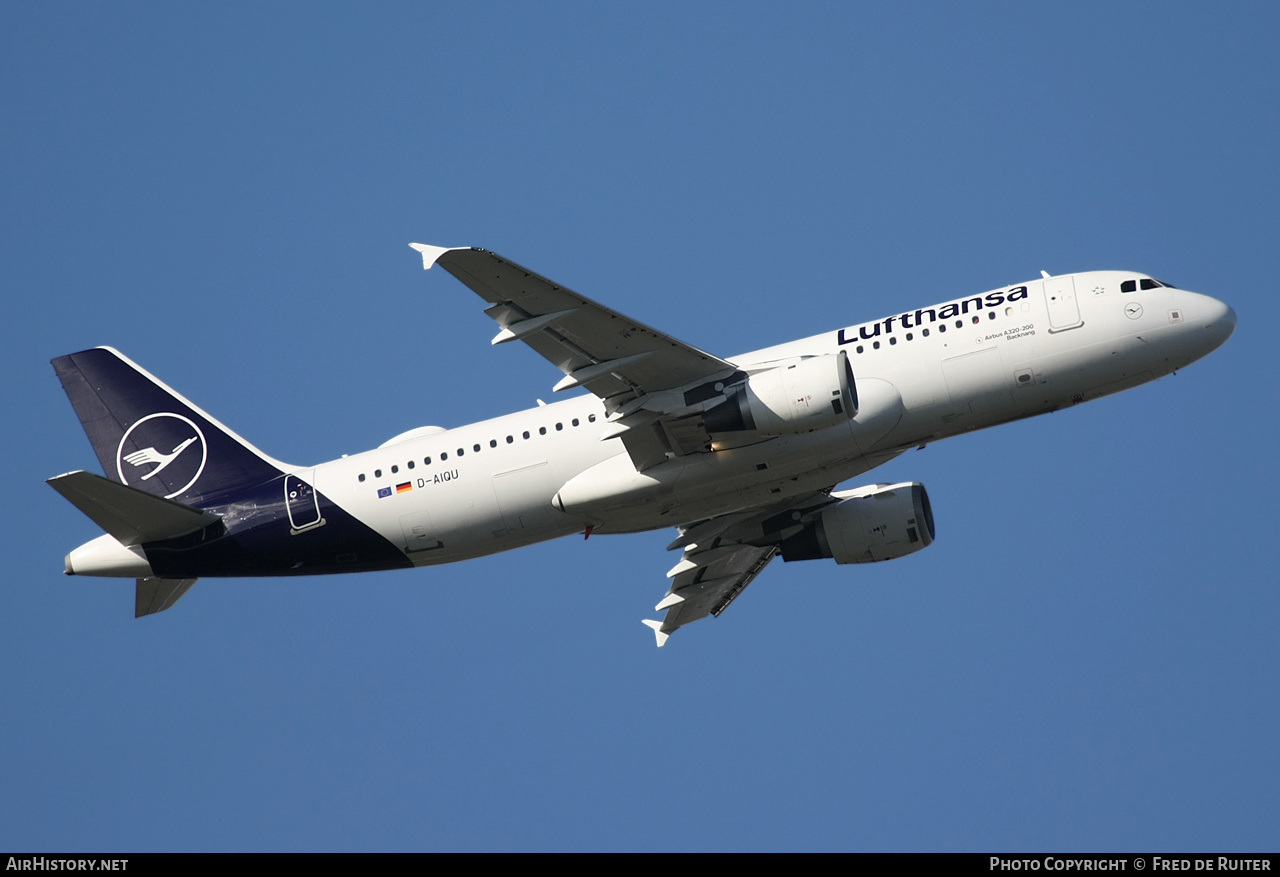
[[285, 470, 325, 534], [1043, 276, 1083, 333]]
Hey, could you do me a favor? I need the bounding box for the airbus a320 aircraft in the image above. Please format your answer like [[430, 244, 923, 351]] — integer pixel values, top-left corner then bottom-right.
[[48, 246, 1236, 645]]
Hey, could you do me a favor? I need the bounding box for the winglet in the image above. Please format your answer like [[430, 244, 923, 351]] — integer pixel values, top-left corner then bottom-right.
[[641, 618, 670, 647], [409, 243, 453, 270]]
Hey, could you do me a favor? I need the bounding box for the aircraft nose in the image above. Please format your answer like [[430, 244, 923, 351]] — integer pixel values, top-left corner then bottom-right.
[[1171, 290, 1235, 362], [1196, 293, 1236, 351]]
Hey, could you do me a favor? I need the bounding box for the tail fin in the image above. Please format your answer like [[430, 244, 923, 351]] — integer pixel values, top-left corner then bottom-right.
[[52, 347, 286, 507]]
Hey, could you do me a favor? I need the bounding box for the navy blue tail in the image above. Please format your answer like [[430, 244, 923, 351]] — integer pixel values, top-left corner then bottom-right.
[[53, 347, 285, 508]]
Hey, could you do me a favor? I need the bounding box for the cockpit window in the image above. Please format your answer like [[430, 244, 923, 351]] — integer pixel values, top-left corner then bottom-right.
[[1122, 277, 1173, 293]]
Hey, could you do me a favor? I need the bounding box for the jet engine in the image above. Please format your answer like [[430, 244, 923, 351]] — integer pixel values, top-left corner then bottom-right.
[[703, 352, 857, 436], [779, 482, 934, 564]]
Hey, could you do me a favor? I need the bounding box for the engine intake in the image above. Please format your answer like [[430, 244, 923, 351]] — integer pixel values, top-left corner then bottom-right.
[[703, 352, 857, 436], [779, 482, 935, 564]]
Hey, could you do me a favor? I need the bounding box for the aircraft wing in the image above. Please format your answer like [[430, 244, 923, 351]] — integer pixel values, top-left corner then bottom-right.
[[412, 245, 741, 466], [411, 245, 736, 399], [643, 491, 839, 645]]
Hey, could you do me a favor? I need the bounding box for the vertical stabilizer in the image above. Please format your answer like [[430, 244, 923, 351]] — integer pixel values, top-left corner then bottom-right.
[[52, 348, 286, 508]]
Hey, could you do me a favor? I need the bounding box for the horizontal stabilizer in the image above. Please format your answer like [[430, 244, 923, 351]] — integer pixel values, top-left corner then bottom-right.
[[48, 471, 220, 546], [136, 577, 198, 617]]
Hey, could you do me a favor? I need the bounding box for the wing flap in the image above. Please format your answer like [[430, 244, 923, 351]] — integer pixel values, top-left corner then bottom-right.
[[642, 491, 842, 645], [646, 544, 778, 643]]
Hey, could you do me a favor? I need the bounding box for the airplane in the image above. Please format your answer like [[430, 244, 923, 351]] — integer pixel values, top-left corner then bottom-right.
[[47, 245, 1236, 645]]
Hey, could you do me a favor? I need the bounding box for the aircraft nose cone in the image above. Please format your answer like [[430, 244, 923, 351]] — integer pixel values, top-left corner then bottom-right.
[[1218, 302, 1237, 335], [1167, 290, 1235, 365], [1200, 295, 1236, 350]]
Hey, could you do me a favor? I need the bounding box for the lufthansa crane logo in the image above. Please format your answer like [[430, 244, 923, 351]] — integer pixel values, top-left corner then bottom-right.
[[116, 413, 208, 499]]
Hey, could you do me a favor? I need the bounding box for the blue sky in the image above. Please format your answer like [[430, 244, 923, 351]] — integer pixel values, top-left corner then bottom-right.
[[3, 2, 1277, 851]]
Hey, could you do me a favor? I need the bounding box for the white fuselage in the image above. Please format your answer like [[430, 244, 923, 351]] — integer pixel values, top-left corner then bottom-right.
[[311, 271, 1234, 565]]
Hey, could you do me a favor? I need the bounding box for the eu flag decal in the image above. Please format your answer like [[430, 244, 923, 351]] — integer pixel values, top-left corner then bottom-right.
[[377, 487, 392, 499]]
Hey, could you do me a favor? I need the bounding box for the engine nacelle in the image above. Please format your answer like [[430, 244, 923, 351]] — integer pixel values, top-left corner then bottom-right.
[[703, 352, 857, 436], [779, 482, 934, 564]]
